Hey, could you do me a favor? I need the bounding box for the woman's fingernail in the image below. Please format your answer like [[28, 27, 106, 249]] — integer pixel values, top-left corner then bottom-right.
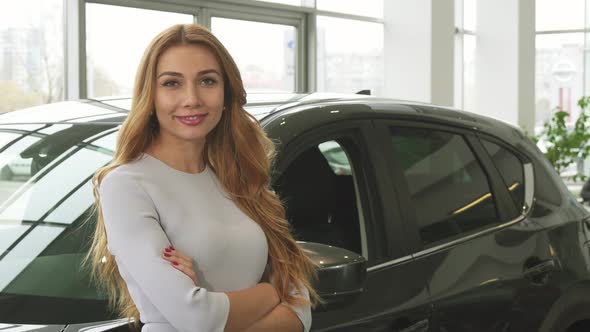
[[170, 246, 175, 250], [165, 248, 171, 252], [172, 262, 179, 266], [164, 253, 171, 257]]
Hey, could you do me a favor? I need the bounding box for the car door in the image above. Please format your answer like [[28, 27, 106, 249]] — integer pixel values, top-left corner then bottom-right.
[[270, 118, 433, 331], [373, 119, 558, 331]]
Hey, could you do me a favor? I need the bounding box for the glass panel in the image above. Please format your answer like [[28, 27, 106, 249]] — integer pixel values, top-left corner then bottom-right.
[[0, 123, 119, 323], [454, 33, 463, 109], [481, 140, 524, 214], [318, 141, 351, 175], [317, 16, 384, 96], [0, 101, 117, 124], [256, 0, 303, 6], [0, 225, 65, 292], [536, 0, 584, 31], [0, 133, 115, 222], [0, 0, 64, 112], [212, 17, 296, 93], [276, 140, 361, 254], [463, 0, 476, 31], [316, 0, 383, 18], [0, 133, 43, 184], [535, 33, 584, 130], [454, 0, 463, 29], [586, 6, 590, 97], [463, 34, 476, 112], [86, 3, 193, 98], [390, 128, 500, 247]]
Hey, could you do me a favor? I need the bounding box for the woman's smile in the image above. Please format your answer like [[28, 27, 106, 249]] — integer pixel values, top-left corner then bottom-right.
[[175, 114, 208, 126]]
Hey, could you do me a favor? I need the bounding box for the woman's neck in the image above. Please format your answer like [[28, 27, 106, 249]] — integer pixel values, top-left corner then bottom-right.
[[145, 137, 206, 174]]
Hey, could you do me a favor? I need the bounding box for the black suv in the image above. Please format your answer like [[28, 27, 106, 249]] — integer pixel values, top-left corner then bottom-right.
[[1, 94, 590, 332]]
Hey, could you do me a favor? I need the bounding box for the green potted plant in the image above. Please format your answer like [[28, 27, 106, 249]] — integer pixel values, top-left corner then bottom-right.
[[533, 96, 590, 181]]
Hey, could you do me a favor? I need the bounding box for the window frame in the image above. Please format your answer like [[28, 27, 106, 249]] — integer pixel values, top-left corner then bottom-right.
[[476, 132, 531, 215], [272, 120, 398, 266], [64, 0, 383, 99], [208, 9, 306, 92], [373, 118, 522, 255], [78, 0, 311, 97]]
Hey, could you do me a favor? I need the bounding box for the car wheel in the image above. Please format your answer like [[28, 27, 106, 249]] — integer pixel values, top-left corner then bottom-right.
[[541, 302, 590, 332], [566, 320, 590, 332]]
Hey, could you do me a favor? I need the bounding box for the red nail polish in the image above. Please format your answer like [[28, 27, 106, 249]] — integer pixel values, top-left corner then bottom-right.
[[164, 253, 171, 257], [173, 262, 179, 266], [170, 246, 175, 250], [165, 248, 171, 252]]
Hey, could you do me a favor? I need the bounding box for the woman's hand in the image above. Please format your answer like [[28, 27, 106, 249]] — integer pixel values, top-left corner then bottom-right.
[[162, 245, 199, 286]]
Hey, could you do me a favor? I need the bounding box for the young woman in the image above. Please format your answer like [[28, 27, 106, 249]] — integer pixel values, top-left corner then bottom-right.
[[84, 23, 319, 332]]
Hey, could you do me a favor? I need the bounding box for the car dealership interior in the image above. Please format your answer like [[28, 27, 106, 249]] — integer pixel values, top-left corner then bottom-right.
[[2, 0, 586, 179], [4, 1, 590, 332]]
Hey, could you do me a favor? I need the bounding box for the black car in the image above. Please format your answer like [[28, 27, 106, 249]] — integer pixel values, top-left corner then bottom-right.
[[1, 94, 590, 332]]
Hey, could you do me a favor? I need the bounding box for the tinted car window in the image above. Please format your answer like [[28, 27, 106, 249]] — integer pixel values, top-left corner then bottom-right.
[[390, 127, 500, 247], [276, 140, 362, 255], [481, 140, 525, 214], [0, 123, 118, 323]]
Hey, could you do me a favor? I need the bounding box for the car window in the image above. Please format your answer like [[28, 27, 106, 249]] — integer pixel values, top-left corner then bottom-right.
[[318, 141, 352, 175], [389, 127, 501, 248], [275, 139, 364, 256], [481, 140, 525, 215], [0, 123, 117, 323]]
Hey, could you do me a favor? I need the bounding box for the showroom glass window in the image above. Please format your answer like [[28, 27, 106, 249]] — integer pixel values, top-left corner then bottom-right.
[[85, 3, 193, 98], [316, 16, 384, 96], [212, 18, 297, 92], [454, 0, 477, 111], [0, 0, 64, 112], [535, 0, 585, 130], [316, 0, 383, 18], [390, 127, 501, 247]]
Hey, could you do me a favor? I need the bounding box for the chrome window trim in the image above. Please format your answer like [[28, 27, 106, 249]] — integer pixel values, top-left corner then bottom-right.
[[412, 213, 527, 259], [367, 254, 413, 272]]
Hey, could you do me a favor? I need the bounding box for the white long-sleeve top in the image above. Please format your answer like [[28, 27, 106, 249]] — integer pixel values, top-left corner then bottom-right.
[[98, 153, 311, 332]]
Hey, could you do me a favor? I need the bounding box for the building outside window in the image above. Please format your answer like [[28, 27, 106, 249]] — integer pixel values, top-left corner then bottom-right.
[[0, 0, 64, 112]]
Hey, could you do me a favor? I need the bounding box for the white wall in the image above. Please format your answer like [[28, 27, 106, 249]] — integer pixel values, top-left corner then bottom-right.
[[384, 0, 454, 106]]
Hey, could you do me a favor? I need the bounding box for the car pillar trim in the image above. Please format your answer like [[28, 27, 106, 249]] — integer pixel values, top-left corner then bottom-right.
[[367, 255, 413, 272]]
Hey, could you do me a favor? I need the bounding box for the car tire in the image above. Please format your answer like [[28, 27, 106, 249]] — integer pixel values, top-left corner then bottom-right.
[[539, 284, 590, 332], [565, 320, 590, 332]]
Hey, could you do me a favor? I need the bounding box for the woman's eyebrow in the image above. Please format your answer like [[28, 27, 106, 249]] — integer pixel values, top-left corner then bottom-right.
[[157, 69, 221, 78], [198, 69, 222, 76], [157, 71, 182, 78]]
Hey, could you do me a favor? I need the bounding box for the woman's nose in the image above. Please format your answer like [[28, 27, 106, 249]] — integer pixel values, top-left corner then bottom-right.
[[183, 85, 201, 108]]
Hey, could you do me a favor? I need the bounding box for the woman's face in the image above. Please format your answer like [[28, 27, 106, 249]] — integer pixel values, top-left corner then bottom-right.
[[153, 43, 225, 146]]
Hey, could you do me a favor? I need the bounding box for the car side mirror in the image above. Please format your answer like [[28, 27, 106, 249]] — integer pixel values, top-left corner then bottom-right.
[[299, 242, 367, 311]]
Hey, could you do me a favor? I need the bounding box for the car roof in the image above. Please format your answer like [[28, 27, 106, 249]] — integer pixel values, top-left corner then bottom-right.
[[0, 93, 524, 143], [0, 93, 373, 125]]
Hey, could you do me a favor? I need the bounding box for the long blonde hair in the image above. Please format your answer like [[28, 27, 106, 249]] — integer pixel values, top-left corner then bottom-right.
[[83, 23, 320, 328]]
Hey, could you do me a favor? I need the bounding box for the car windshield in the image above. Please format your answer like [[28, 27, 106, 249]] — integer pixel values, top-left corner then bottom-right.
[[0, 122, 118, 324]]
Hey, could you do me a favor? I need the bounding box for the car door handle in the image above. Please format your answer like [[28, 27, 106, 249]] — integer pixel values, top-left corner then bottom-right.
[[398, 319, 429, 332], [523, 259, 556, 279]]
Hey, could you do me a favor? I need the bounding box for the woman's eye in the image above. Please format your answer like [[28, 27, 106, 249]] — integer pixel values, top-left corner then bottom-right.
[[201, 78, 217, 86], [162, 80, 179, 87]]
